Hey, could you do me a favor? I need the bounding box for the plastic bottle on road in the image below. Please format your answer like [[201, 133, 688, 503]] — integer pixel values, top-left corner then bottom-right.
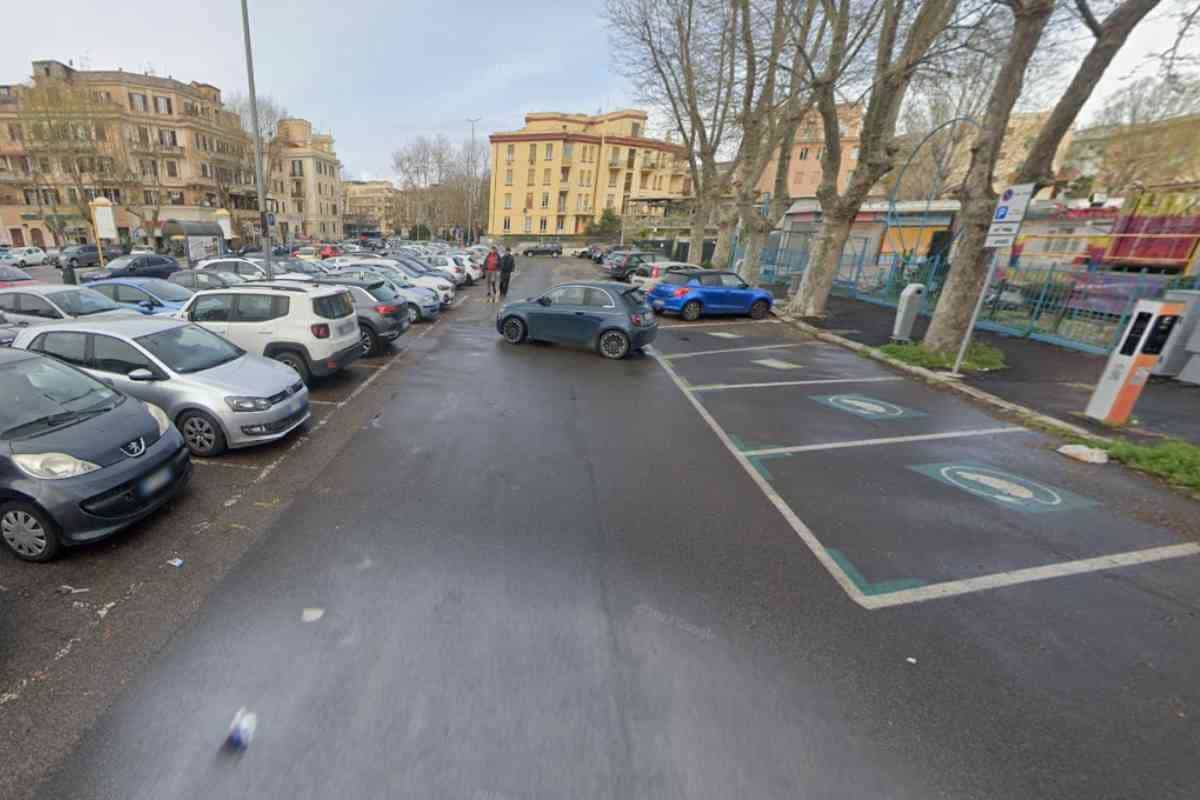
[[226, 707, 257, 749]]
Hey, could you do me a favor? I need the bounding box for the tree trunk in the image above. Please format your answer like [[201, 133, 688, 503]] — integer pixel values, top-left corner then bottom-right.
[[788, 213, 853, 317], [711, 205, 738, 270], [923, 0, 1054, 353], [688, 200, 709, 264], [739, 224, 769, 285]]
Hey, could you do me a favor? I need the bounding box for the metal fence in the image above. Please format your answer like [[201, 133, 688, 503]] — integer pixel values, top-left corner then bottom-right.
[[738, 238, 1200, 355]]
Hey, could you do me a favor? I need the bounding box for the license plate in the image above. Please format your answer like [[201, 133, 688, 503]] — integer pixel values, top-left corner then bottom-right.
[[286, 397, 303, 414], [139, 465, 172, 496], [336, 320, 355, 336]]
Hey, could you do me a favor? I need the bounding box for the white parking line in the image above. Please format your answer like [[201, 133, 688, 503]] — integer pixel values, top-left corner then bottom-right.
[[307, 399, 338, 406], [191, 459, 259, 471], [651, 350, 1200, 609], [741, 427, 1029, 457], [692, 376, 905, 392], [659, 343, 804, 360], [658, 320, 782, 329]]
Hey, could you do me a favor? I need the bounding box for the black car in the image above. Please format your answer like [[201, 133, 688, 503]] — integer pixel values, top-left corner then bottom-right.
[[0, 349, 191, 561], [608, 251, 655, 281], [523, 242, 562, 257], [80, 254, 181, 282]]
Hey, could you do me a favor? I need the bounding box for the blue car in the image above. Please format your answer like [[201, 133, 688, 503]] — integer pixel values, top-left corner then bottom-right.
[[496, 281, 658, 360], [647, 268, 773, 321], [85, 278, 194, 316]]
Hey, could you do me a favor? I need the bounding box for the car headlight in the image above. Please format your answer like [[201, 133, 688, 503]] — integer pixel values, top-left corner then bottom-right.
[[12, 452, 100, 480], [145, 402, 172, 435], [225, 396, 273, 412]]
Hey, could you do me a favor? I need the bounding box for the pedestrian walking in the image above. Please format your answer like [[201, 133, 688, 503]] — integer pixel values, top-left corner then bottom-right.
[[484, 246, 500, 302], [499, 247, 515, 300]]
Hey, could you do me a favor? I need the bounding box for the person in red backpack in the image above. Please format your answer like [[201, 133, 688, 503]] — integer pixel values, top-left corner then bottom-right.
[[484, 246, 501, 302]]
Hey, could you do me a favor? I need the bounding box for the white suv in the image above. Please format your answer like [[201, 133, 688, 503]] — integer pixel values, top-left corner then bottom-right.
[[176, 282, 361, 384]]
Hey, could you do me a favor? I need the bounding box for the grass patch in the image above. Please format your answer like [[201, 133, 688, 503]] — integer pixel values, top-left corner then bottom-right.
[[1103, 439, 1200, 492], [877, 342, 1007, 372]]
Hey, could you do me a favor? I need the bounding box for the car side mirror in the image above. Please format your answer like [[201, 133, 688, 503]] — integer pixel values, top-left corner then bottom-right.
[[128, 368, 156, 382], [537, 296, 552, 306], [740, 282, 750, 290], [138, 299, 156, 311]]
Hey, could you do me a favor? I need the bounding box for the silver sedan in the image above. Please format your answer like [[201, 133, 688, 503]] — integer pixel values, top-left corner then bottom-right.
[[11, 317, 309, 457]]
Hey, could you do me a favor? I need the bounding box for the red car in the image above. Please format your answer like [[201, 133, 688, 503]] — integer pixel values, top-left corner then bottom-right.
[[319, 244, 342, 259], [0, 265, 35, 288]]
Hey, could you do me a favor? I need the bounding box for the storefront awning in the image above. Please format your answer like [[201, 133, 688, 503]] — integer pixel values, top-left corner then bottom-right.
[[159, 219, 224, 238]]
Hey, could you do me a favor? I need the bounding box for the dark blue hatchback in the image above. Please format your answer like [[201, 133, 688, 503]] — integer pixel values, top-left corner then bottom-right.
[[648, 269, 773, 321], [496, 281, 658, 359]]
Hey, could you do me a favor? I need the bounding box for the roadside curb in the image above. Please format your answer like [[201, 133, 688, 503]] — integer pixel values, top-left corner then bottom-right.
[[773, 311, 1108, 444]]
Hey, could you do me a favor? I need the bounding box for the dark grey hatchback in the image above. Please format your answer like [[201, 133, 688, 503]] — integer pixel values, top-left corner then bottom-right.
[[0, 349, 191, 561], [496, 281, 658, 359]]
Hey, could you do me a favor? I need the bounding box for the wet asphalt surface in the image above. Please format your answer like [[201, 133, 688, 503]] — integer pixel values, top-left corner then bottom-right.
[[9, 257, 1200, 798]]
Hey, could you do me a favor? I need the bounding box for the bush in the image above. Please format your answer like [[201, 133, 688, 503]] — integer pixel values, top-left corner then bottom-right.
[[878, 341, 1006, 372]]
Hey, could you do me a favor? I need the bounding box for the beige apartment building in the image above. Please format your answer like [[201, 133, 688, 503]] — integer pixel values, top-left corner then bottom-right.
[[344, 179, 399, 236], [486, 109, 691, 238], [755, 104, 863, 198], [0, 59, 340, 249]]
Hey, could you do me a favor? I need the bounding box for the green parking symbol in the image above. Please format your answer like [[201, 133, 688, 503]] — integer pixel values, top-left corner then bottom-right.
[[909, 463, 1097, 513], [810, 394, 926, 420]]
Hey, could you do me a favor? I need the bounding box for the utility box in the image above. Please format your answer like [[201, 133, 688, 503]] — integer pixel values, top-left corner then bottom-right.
[[1151, 290, 1200, 377], [891, 283, 926, 343], [1086, 298, 1183, 425]]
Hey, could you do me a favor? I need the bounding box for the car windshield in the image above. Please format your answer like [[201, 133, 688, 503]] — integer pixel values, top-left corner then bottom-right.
[[0, 265, 32, 282], [368, 283, 402, 303], [136, 279, 193, 302], [105, 255, 138, 271], [0, 355, 122, 439], [51, 288, 122, 316], [136, 323, 244, 374]]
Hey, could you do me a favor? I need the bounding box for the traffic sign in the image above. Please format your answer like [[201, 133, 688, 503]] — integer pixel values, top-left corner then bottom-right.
[[984, 234, 1016, 248], [984, 183, 1035, 250]]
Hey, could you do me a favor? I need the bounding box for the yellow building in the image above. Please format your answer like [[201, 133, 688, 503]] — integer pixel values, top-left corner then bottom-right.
[[344, 179, 399, 235], [486, 109, 691, 238], [0, 59, 341, 248]]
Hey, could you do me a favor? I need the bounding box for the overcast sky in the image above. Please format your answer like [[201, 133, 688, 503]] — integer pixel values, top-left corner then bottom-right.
[[0, 0, 1180, 181]]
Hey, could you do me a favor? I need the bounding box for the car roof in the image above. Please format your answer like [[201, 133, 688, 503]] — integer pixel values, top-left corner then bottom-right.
[[556, 280, 636, 292], [0, 283, 96, 296], [87, 276, 169, 287], [219, 282, 346, 296], [21, 315, 187, 338]]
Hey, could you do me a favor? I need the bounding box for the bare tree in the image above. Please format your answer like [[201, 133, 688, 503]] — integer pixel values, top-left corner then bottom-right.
[[392, 135, 486, 238], [923, 0, 1166, 354], [787, 0, 961, 316]]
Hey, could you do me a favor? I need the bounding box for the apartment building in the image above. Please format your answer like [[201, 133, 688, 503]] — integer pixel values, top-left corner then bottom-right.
[[0, 59, 340, 248], [344, 179, 399, 236], [268, 118, 343, 241], [755, 105, 862, 198], [486, 109, 690, 238]]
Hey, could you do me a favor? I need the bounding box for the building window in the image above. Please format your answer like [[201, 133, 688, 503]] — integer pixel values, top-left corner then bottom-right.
[[798, 146, 809, 160], [607, 194, 615, 209], [291, 160, 304, 177], [539, 217, 548, 233], [169, 191, 184, 205], [200, 163, 210, 178], [158, 128, 178, 146], [295, 200, 304, 214], [143, 190, 156, 205], [528, 143, 536, 164], [7, 123, 21, 142], [576, 194, 583, 211], [527, 168, 535, 184], [23, 189, 36, 205], [545, 143, 553, 161], [67, 187, 78, 203], [504, 169, 512, 185], [504, 193, 512, 209], [609, 147, 620, 165], [154, 96, 173, 115], [165, 160, 178, 178], [502, 216, 511, 232], [632, 122, 642, 137], [140, 159, 157, 177], [608, 172, 618, 188], [524, 217, 532, 233], [506, 144, 514, 162], [136, 126, 150, 145], [556, 217, 564, 232], [542, 168, 550, 186], [129, 93, 148, 112], [849, 147, 860, 160], [525, 192, 533, 210], [540, 192, 549, 209], [94, 123, 107, 142]]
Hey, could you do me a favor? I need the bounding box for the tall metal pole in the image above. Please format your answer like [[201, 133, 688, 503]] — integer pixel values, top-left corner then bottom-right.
[[950, 247, 998, 377], [240, 0, 271, 279], [467, 117, 481, 245]]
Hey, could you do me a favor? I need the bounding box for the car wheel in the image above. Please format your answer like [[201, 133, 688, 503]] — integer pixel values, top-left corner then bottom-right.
[[272, 350, 312, 386], [749, 300, 770, 320], [178, 410, 227, 457], [407, 304, 421, 324], [682, 300, 702, 321], [16, 260, 26, 267], [598, 330, 631, 360], [502, 316, 526, 344], [0, 502, 62, 562], [359, 323, 379, 357]]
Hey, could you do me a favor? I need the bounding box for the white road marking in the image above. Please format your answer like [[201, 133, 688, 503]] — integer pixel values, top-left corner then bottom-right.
[[658, 320, 782, 329], [351, 362, 386, 370], [652, 350, 1200, 609], [752, 357, 802, 369], [660, 343, 804, 360], [862, 543, 1200, 609], [191, 459, 259, 471], [741, 427, 1029, 457], [308, 399, 338, 406], [302, 608, 325, 622], [692, 376, 905, 392], [707, 331, 742, 339]]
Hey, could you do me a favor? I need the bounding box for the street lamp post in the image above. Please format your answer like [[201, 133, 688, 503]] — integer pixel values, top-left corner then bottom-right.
[[467, 117, 481, 246], [239, 0, 272, 279]]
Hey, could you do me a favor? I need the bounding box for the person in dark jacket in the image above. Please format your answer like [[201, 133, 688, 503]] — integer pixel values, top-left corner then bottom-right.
[[499, 247, 515, 299]]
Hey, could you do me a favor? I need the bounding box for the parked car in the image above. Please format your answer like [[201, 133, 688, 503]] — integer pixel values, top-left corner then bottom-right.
[[43, 248, 61, 267], [449, 253, 483, 284], [0, 312, 20, 347], [0, 284, 135, 328], [496, 281, 658, 360], [282, 277, 410, 356], [293, 246, 321, 261], [59, 244, 103, 269], [319, 244, 341, 259], [630, 260, 697, 290], [1, 247, 47, 267], [14, 318, 310, 457], [195, 257, 325, 281], [522, 242, 562, 257], [647, 269, 774, 321], [86, 278, 195, 316], [169, 270, 245, 291], [0, 266, 36, 288], [0, 348, 190, 561], [80, 253, 181, 281], [422, 254, 467, 286], [605, 251, 656, 281], [382, 260, 455, 305], [130, 245, 157, 256], [326, 267, 441, 323], [176, 282, 360, 385]]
